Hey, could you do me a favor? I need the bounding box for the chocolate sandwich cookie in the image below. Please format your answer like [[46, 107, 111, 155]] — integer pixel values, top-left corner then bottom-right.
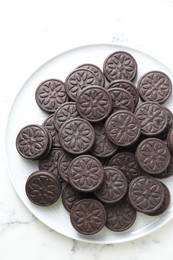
[[103, 51, 137, 82], [105, 110, 141, 146], [137, 70, 172, 104], [108, 87, 135, 112], [42, 114, 61, 148], [25, 170, 62, 206], [38, 148, 65, 182], [68, 155, 104, 192], [76, 85, 112, 122], [65, 68, 99, 101], [59, 118, 95, 155], [107, 79, 139, 108], [105, 198, 137, 232], [158, 107, 173, 139], [54, 102, 80, 130], [77, 63, 105, 87], [90, 122, 118, 158], [136, 138, 170, 174], [147, 182, 170, 216], [35, 79, 69, 113], [128, 176, 165, 214], [70, 198, 106, 235], [108, 152, 141, 183], [94, 166, 128, 203], [153, 153, 173, 179], [58, 152, 74, 183], [16, 124, 51, 160], [135, 101, 168, 136]]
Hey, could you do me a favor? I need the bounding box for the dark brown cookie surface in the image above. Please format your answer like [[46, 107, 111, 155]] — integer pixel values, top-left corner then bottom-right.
[[167, 127, 173, 153], [103, 51, 137, 82], [135, 101, 168, 136], [68, 155, 104, 192], [94, 166, 128, 203], [16, 124, 51, 160], [25, 171, 62, 206], [105, 110, 141, 146], [38, 148, 65, 182], [107, 79, 139, 107], [105, 198, 137, 232], [137, 71, 172, 104], [128, 176, 165, 213], [54, 102, 79, 130], [35, 79, 69, 113], [58, 152, 74, 183], [62, 184, 84, 212], [90, 123, 118, 158], [42, 114, 61, 148], [65, 68, 99, 101], [77, 63, 105, 87], [136, 138, 170, 174], [108, 87, 135, 112], [76, 85, 112, 122], [108, 152, 141, 183], [70, 199, 106, 235], [59, 118, 95, 154]]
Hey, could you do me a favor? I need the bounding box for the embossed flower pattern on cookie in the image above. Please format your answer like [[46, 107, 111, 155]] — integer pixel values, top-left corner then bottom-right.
[[135, 102, 167, 136], [65, 68, 99, 101], [25, 171, 62, 206], [70, 199, 106, 235], [35, 79, 69, 112], [54, 102, 79, 130], [105, 110, 140, 146], [136, 138, 170, 174], [128, 176, 164, 213], [59, 118, 95, 154], [137, 71, 172, 104], [43, 114, 61, 147], [68, 155, 104, 192], [16, 124, 50, 159], [76, 86, 112, 122], [103, 51, 137, 82], [94, 167, 128, 203]]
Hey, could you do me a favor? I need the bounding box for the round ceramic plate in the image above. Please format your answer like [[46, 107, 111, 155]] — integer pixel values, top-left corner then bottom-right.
[[5, 44, 173, 244]]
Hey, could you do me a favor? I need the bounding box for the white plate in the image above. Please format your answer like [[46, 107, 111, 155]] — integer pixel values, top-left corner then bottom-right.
[[5, 44, 173, 244]]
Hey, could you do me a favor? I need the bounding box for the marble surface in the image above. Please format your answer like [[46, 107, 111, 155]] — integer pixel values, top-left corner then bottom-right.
[[1, 0, 173, 259]]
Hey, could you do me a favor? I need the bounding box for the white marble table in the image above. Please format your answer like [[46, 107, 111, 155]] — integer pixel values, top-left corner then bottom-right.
[[1, 0, 173, 259]]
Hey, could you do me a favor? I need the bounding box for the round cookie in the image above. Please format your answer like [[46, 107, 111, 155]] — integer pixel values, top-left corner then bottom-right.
[[105, 110, 141, 146], [135, 101, 168, 136], [58, 152, 74, 183], [103, 51, 137, 82], [105, 198, 137, 232], [35, 79, 69, 113], [25, 171, 62, 206], [65, 68, 99, 101], [128, 176, 165, 214], [137, 70, 172, 104], [136, 138, 171, 174], [108, 87, 135, 113], [68, 155, 104, 192], [77, 63, 105, 87], [94, 166, 128, 203], [59, 118, 95, 155], [107, 79, 139, 108], [70, 199, 106, 235], [54, 102, 80, 130], [108, 152, 141, 183], [76, 85, 112, 122], [16, 124, 51, 160]]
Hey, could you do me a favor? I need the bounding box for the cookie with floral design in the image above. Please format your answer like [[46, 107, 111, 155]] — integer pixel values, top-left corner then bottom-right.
[[25, 170, 62, 206], [137, 70, 172, 104], [103, 51, 137, 82], [68, 155, 104, 192], [35, 79, 69, 113], [70, 198, 106, 235]]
